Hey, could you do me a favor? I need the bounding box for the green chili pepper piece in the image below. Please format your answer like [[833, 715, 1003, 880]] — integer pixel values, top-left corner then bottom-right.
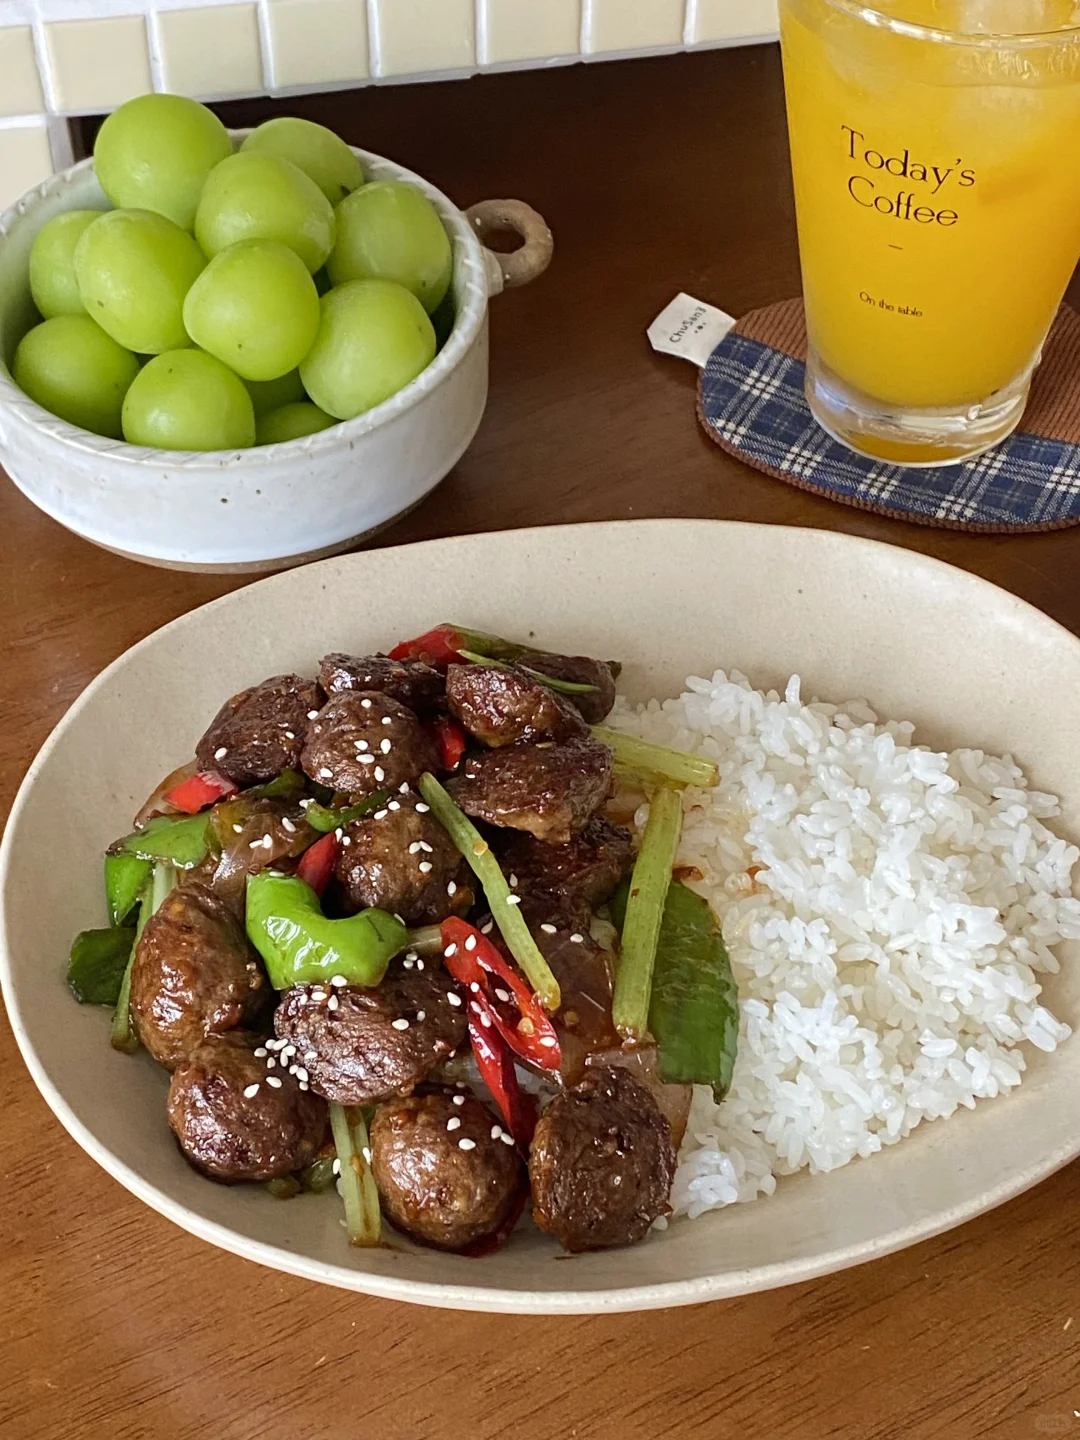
[[245, 871, 406, 990], [248, 768, 308, 802], [303, 791, 389, 834], [104, 853, 151, 926], [67, 926, 136, 1005], [120, 812, 214, 869]]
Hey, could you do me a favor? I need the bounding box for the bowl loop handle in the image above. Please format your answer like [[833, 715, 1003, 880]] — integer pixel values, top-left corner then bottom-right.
[[465, 199, 553, 297]]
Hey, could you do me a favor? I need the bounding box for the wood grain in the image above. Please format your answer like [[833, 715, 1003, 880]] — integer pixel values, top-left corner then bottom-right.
[[2, 44, 1079, 1440]]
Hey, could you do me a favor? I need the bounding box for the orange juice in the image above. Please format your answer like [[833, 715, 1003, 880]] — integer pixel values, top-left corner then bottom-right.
[[780, 0, 1080, 462]]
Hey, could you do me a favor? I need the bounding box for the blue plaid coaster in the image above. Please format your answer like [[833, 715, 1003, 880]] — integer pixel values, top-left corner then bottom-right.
[[697, 299, 1080, 533]]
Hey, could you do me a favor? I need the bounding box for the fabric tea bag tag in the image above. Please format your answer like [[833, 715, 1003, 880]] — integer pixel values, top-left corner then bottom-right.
[[647, 293, 736, 368]]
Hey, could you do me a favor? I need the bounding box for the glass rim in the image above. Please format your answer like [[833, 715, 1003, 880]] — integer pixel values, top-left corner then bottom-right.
[[804, 0, 1080, 48]]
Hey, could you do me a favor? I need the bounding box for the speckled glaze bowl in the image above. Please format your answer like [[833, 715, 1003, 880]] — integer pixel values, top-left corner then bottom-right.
[[1, 521, 1078, 1313], [0, 138, 552, 572]]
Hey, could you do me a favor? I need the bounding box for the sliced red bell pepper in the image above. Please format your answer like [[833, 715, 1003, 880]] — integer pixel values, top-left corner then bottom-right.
[[388, 624, 464, 668], [431, 716, 467, 771], [440, 916, 562, 1072], [467, 1013, 537, 1149], [162, 769, 239, 814], [296, 831, 339, 897]]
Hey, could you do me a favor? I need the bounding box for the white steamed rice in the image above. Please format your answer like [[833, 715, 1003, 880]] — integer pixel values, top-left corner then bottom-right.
[[606, 670, 1080, 1222]]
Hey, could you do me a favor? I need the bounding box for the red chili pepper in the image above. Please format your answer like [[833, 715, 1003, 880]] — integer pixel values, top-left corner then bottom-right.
[[431, 716, 467, 771], [440, 917, 562, 1072], [296, 831, 339, 896], [388, 624, 464, 668], [163, 769, 239, 814], [468, 1013, 537, 1148]]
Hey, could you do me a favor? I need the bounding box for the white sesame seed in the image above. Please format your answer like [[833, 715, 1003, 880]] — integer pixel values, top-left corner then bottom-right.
[[358, 753, 374, 765], [509, 875, 518, 887], [470, 982, 480, 992], [381, 715, 393, 725], [447, 1116, 461, 1131], [419, 841, 433, 853], [539, 1036, 557, 1047], [374, 767, 385, 782], [248, 838, 266, 849], [266, 1056, 277, 1068], [319, 767, 333, 779], [374, 810, 388, 821], [447, 992, 462, 1007], [458, 1138, 477, 1151], [416, 1010, 426, 1021], [399, 782, 411, 795], [288, 1064, 298, 1076], [284, 730, 295, 740], [494, 987, 511, 1002], [388, 800, 400, 811], [281, 817, 297, 833], [282, 1045, 295, 1057], [540, 923, 557, 934], [341, 835, 351, 846], [570, 933, 584, 943], [464, 935, 477, 951], [214, 747, 228, 760], [500, 1132, 515, 1146], [362, 1147, 372, 1164], [254, 1046, 267, 1058], [266, 1076, 283, 1089], [332, 1159, 341, 1175], [416, 958, 424, 970], [361, 699, 372, 709], [447, 881, 457, 896], [330, 975, 348, 987], [299, 797, 313, 808], [405, 950, 418, 962], [481, 921, 494, 935], [328, 994, 339, 1011], [444, 943, 458, 957], [296, 1067, 309, 1083], [415, 803, 430, 813], [505, 894, 522, 906], [335, 828, 344, 840], [299, 1081, 309, 1091], [391, 1018, 410, 1031], [307, 710, 320, 720], [380, 738, 392, 754], [355, 739, 368, 750], [491, 1125, 502, 1139], [418, 861, 432, 873], [233, 823, 244, 833], [409, 841, 422, 854], [243, 1083, 260, 1098], [479, 1011, 492, 1028], [305, 1051, 317, 1062], [453, 1093, 465, 1105], [403, 957, 414, 969]]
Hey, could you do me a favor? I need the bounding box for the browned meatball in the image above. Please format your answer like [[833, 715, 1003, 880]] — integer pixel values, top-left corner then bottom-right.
[[274, 962, 466, 1105], [167, 1031, 327, 1182], [498, 817, 634, 924], [319, 653, 445, 713], [130, 882, 271, 1070], [518, 652, 618, 725], [333, 798, 469, 925], [448, 736, 613, 843], [370, 1092, 523, 1252], [195, 674, 322, 786], [445, 663, 586, 748], [301, 691, 439, 798], [529, 1067, 676, 1252]]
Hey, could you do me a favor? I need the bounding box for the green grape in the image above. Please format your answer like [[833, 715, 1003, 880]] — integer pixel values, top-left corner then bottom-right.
[[299, 279, 435, 420], [94, 94, 233, 231], [29, 210, 104, 318], [122, 350, 255, 451], [326, 180, 452, 314], [75, 209, 205, 354], [256, 401, 336, 445], [195, 153, 335, 273], [13, 314, 139, 438], [240, 118, 363, 205], [183, 240, 319, 382], [245, 368, 305, 418]]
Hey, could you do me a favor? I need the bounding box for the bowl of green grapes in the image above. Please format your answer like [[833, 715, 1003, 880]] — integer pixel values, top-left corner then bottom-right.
[[0, 95, 552, 571]]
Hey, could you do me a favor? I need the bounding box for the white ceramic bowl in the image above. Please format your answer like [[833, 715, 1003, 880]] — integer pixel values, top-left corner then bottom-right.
[[0, 140, 552, 572], [1, 520, 1077, 1314]]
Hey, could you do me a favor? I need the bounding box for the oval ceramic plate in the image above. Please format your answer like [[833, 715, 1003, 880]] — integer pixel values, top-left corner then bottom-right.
[[2, 520, 1078, 1313]]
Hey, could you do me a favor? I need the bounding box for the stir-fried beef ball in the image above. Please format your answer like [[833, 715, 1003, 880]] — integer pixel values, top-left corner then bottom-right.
[[167, 1031, 326, 1182], [445, 663, 586, 748], [448, 736, 612, 844], [195, 674, 322, 785], [274, 963, 466, 1105], [529, 1067, 676, 1252], [498, 817, 634, 923], [518, 652, 618, 725], [130, 881, 272, 1070], [370, 1092, 523, 1251], [319, 653, 445, 713], [334, 799, 469, 925], [301, 691, 439, 797]]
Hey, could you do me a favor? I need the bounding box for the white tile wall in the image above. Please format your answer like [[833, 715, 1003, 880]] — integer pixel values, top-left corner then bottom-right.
[[0, 0, 780, 209]]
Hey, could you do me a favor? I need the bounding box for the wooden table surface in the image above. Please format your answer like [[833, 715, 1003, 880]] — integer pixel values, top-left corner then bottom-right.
[[2, 43, 1078, 1440]]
